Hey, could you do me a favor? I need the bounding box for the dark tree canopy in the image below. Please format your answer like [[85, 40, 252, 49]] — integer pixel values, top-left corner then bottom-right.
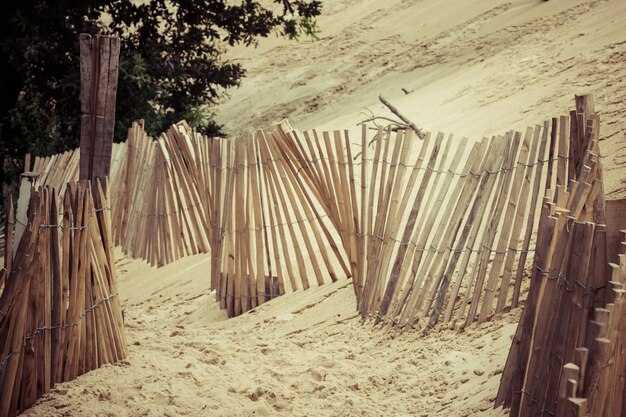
[[0, 0, 322, 191]]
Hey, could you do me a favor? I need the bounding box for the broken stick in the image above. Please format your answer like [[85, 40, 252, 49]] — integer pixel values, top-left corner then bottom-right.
[[379, 95, 425, 139]]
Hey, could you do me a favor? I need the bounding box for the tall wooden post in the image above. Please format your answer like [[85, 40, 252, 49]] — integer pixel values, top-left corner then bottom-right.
[[12, 155, 37, 258], [79, 34, 121, 181]]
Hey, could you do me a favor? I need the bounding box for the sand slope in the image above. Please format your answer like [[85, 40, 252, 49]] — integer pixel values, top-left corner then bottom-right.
[[218, 0, 626, 197], [24, 1, 626, 416]]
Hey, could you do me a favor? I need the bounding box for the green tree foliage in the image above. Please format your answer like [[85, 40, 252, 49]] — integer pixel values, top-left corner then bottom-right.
[[0, 0, 322, 192]]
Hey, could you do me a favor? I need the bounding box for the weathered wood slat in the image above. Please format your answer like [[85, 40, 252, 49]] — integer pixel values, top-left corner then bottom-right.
[[511, 122, 550, 308], [79, 35, 120, 181]]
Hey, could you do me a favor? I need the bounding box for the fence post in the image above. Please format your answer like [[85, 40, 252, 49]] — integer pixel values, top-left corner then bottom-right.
[[79, 34, 120, 182]]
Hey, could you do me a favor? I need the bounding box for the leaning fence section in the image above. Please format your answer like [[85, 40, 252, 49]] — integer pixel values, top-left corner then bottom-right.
[[115, 121, 216, 266], [0, 180, 127, 417], [275, 119, 557, 332], [213, 126, 350, 317], [495, 97, 626, 417], [32, 122, 216, 268]]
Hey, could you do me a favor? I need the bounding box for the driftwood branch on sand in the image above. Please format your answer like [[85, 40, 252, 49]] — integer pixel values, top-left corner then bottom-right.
[[378, 95, 425, 139]]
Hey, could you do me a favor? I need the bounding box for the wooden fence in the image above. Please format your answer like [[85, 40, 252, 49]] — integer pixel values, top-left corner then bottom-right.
[[30, 117, 556, 323], [0, 179, 127, 417], [3, 90, 622, 416], [495, 96, 626, 416], [29, 97, 613, 333], [32, 122, 218, 268], [277, 121, 556, 331], [561, 250, 626, 417], [213, 125, 351, 316]]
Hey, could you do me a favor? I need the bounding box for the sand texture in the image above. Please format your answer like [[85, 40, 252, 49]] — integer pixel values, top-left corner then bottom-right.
[[24, 251, 518, 417]]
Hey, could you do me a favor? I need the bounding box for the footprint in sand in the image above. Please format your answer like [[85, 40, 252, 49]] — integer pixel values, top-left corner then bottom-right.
[[199, 350, 223, 365], [310, 368, 326, 382]]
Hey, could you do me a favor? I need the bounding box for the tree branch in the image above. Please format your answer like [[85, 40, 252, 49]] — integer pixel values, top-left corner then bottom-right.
[[378, 95, 425, 139]]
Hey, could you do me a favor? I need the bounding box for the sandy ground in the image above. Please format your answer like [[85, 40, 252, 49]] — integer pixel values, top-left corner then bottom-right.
[[25, 251, 518, 417], [24, 0, 625, 416]]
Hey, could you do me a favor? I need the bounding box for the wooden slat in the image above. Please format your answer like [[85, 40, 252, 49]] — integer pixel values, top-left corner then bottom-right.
[[221, 144, 236, 313], [344, 130, 360, 284], [511, 122, 550, 308], [247, 134, 266, 303], [256, 138, 286, 297], [49, 188, 61, 385], [557, 115, 569, 187], [79, 34, 95, 180], [545, 117, 557, 191], [91, 37, 109, 180], [1, 194, 14, 288], [337, 130, 358, 283], [358, 125, 368, 302]]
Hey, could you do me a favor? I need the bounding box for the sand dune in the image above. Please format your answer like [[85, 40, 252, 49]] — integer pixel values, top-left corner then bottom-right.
[[24, 1, 625, 416], [218, 0, 626, 196]]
